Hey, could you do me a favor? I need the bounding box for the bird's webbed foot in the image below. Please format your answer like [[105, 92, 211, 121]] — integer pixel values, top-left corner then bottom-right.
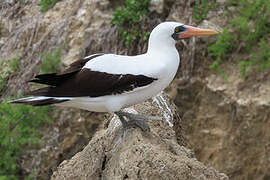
[[115, 111, 159, 132]]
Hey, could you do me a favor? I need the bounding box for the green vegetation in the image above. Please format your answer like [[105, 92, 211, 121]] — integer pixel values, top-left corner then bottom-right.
[[192, 0, 217, 23], [0, 47, 62, 178], [208, 28, 234, 79], [239, 38, 270, 78], [111, 0, 151, 47], [0, 56, 20, 95], [207, 0, 270, 78], [38, 46, 62, 74], [38, 0, 62, 12], [0, 100, 52, 179]]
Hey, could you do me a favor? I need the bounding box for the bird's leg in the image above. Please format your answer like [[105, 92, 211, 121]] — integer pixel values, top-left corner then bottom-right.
[[116, 111, 162, 121], [115, 111, 155, 132]]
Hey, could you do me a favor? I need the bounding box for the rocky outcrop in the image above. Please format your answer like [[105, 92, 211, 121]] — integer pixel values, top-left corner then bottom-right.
[[51, 93, 228, 180]]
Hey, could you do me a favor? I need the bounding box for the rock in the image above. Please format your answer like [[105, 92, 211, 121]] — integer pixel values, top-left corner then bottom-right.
[[51, 93, 228, 180], [149, 0, 164, 14], [217, 0, 226, 4], [3, 0, 15, 3]]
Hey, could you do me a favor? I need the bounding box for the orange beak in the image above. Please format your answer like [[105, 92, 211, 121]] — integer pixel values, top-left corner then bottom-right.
[[179, 25, 219, 39]]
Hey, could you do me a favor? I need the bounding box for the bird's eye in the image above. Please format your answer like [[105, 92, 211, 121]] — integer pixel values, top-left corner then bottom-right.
[[174, 25, 186, 33], [174, 27, 180, 33]]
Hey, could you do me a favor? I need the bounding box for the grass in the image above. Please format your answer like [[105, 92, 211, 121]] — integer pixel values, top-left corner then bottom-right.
[[111, 0, 151, 47], [0, 99, 52, 179], [38, 0, 62, 12], [207, 0, 270, 78]]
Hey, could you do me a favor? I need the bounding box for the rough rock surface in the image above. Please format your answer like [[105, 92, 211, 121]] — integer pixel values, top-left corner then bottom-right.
[[51, 93, 228, 180]]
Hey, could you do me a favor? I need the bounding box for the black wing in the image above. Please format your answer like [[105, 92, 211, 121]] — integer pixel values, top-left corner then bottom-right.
[[26, 69, 157, 97]]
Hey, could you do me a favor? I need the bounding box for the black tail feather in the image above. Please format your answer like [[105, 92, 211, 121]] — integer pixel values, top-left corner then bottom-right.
[[10, 97, 69, 106]]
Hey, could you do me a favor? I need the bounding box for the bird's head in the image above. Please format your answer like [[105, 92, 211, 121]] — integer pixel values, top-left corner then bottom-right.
[[148, 22, 218, 51]]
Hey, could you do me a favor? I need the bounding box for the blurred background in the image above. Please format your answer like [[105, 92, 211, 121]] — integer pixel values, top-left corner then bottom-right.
[[0, 0, 269, 179]]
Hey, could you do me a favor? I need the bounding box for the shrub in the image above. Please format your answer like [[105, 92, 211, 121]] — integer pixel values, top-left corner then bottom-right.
[[111, 0, 151, 47], [208, 0, 270, 78], [0, 100, 52, 179], [38, 46, 62, 74], [193, 0, 217, 23], [38, 0, 61, 12], [239, 38, 270, 77]]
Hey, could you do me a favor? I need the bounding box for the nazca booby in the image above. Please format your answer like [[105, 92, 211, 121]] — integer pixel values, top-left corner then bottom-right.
[[10, 22, 218, 131]]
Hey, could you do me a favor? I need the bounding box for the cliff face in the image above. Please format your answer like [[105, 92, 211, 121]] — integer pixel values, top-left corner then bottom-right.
[[173, 64, 270, 180], [1, 0, 269, 180], [1, 1, 114, 178]]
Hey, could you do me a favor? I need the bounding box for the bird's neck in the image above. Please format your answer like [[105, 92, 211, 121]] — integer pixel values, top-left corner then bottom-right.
[[147, 34, 176, 54], [146, 33, 180, 78], [146, 34, 180, 76]]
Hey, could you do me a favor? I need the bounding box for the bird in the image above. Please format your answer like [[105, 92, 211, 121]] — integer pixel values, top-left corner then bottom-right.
[[10, 22, 218, 131]]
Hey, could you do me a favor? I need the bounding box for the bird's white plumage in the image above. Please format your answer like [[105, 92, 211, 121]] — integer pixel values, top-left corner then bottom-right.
[[15, 22, 182, 112], [84, 54, 164, 77]]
